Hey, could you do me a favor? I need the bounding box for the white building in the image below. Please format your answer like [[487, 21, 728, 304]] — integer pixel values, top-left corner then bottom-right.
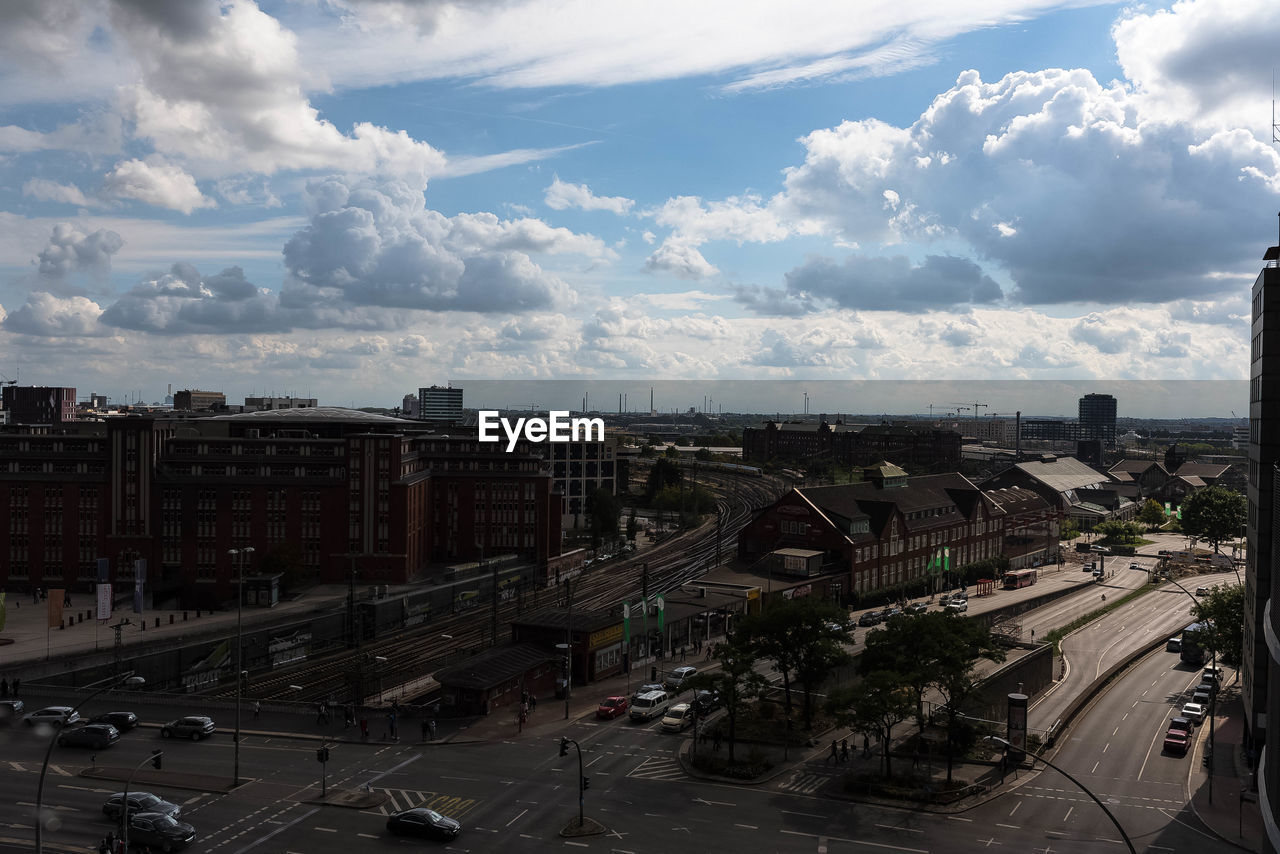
[[418, 385, 463, 423]]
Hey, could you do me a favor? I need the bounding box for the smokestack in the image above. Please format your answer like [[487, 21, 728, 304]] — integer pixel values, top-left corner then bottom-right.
[[1016, 410, 1021, 460]]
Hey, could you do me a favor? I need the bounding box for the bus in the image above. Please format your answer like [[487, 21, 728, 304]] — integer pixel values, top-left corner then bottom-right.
[[1181, 621, 1210, 666], [1003, 568, 1038, 590]]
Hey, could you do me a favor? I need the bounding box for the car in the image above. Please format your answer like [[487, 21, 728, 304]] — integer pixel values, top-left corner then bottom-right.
[[1167, 716, 1193, 737], [1192, 686, 1213, 706], [24, 706, 80, 728], [388, 807, 462, 840], [882, 606, 903, 619], [597, 696, 629, 720], [857, 611, 883, 627], [103, 792, 182, 821], [91, 711, 139, 731], [1163, 728, 1190, 755], [1181, 702, 1206, 724], [908, 602, 928, 614], [1196, 586, 1211, 596], [825, 619, 850, 633], [634, 683, 666, 701], [1158, 549, 1171, 556], [661, 702, 695, 732], [1129, 562, 1142, 571], [946, 600, 968, 613], [1083, 562, 1096, 572], [58, 723, 120, 749], [126, 812, 196, 852], [161, 715, 215, 740], [1196, 678, 1219, 697], [664, 666, 698, 692], [0, 698, 24, 724], [692, 689, 721, 716], [1203, 666, 1225, 684], [1092, 546, 1111, 554], [1166, 637, 1182, 653]]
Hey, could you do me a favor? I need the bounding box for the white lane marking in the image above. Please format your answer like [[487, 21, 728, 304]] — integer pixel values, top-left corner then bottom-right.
[[1091, 761, 1099, 774], [1009, 802, 1020, 817], [779, 829, 927, 853], [315, 827, 337, 832], [507, 809, 527, 827], [231, 807, 320, 854], [1063, 806, 1074, 822], [876, 824, 923, 834], [780, 810, 827, 818]]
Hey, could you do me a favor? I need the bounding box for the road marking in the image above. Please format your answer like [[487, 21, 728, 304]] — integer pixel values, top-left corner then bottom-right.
[[780, 810, 827, 819], [876, 824, 923, 834], [356, 833, 378, 839], [1008, 802, 1020, 816], [1091, 762, 1099, 774], [1122, 713, 1128, 721], [1103, 743, 1109, 753], [735, 824, 757, 829], [507, 809, 527, 827], [1063, 807, 1074, 822], [780, 829, 927, 853], [440, 775, 481, 781], [231, 806, 319, 854], [693, 797, 736, 807], [315, 827, 337, 832], [565, 842, 588, 848], [1112, 727, 1119, 736], [996, 824, 1019, 829], [586, 755, 605, 768]]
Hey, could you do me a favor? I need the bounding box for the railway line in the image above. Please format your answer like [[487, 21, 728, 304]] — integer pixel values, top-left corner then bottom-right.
[[207, 471, 782, 704]]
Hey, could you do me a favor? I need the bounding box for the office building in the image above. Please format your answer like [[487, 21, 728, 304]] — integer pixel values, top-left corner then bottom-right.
[[1078, 393, 1117, 447], [244, 396, 317, 411], [419, 385, 463, 423], [173, 389, 226, 411], [1, 385, 77, 425]]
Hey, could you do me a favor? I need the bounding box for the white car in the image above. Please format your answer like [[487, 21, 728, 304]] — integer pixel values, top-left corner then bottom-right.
[[24, 706, 80, 727], [946, 600, 968, 613], [1181, 702, 1206, 724]]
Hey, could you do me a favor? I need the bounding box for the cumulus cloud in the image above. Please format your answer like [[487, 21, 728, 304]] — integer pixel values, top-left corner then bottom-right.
[[23, 179, 102, 208], [104, 159, 216, 214], [35, 223, 124, 280], [784, 254, 1002, 312], [544, 177, 634, 215], [99, 263, 292, 334], [644, 239, 718, 280], [3, 292, 105, 336]]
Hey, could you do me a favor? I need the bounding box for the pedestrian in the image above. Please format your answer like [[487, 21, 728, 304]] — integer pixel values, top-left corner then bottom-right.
[[828, 740, 838, 764], [862, 733, 870, 758], [360, 717, 369, 740], [840, 738, 849, 762], [421, 718, 430, 741], [345, 705, 355, 728], [253, 700, 261, 720], [316, 701, 325, 725], [521, 700, 529, 717], [428, 719, 437, 740], [98, 837, 109, 854], [1030, 628, 1035, 640], [518, 708, 527, 732], [388, 711, 397, 740], [521, 689, 529, 707], [105, 831, 115, 851], [32, 589, 39, 605], [528, 694, 536, 711], [705, 645, 713, 661]]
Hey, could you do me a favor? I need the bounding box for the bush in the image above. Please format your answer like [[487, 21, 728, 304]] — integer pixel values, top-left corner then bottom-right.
[[689, 749, 774, 779]]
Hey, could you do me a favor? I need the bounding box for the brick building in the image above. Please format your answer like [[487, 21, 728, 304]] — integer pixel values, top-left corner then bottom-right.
[[173, 389, 226, 411], [742, 420, 960, 471], [0, 408, 561, 608], [1, 385, 77, 425]]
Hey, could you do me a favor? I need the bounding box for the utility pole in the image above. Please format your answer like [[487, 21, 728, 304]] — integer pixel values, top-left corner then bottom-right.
[[490, 557, 499, 647]]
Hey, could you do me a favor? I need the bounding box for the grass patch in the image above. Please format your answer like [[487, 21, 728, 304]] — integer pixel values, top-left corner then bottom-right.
[[1041, 583, 1156, 654]]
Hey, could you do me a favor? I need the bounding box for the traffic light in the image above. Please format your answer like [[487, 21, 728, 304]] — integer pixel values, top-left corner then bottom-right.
[[150, 750, 163, 770], [317, 747, 330, 763], [559, 737, 569, 757], [582, 776, 590, 791]]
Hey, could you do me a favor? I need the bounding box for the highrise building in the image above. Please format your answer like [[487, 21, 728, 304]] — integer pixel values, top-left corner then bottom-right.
[[1248, 243, 1280, 852], [1078, 393, 1117, 448], [418, 384, 463, 423]]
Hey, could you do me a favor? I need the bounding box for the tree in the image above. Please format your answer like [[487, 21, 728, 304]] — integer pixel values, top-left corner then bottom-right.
[[1192, 583, 1245, 669], [1138, 498, 1167, 529], [737, 598, 848, 721], [687, 636, 766, 762], [1180, 486, 1246, 552], [827, 671, 913, 779], [930, 617, 1006, 784], [585, 488, 621, 548], [645, 457, 681, 502], [1059, 518, 1080, 541], [861, 612, 944, 734], [792, 609, 853, 730]]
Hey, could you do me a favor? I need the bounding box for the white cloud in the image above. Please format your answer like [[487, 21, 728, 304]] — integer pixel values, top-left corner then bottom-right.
[[643, 239, 718, 280], [22, 179, 101, 208], [104, 159, 217, 214], [35, 223, 124, 280], [544, 177, 634, 215], [3, 292, 106, 337]]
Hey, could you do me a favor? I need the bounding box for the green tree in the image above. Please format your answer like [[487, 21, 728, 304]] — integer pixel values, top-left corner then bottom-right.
[[664, 444, 682, 458], [827, 671, 913, 779], [695, 447, 713, 461], [1180, 486, 1246, 552], [585, 488, 621, 548], [737, 598, 848, 721], [687, 636, 767, 762], [930, 617, 1006, 784], [1192, 583, 1245, 669], [1059, 518, 1080, 541], [861, 612, 942, 733], [1138, 498, 1167, 529], [645, 457, 682, 502]]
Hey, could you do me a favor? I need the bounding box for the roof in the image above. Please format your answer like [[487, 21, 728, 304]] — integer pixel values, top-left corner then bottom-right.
[[511, 606, 619, 634], [1174, 475, 1206, 488], [1173, 463, 1231, 479], [1011, 456, 1107, 493], [983, 486, 1051, 517], [210, 406, 411, 423], [1109, 460, 1162, 474], [435, 643, 555, 691], [772, 548, 824, 558], [798, 472, 993, 538]]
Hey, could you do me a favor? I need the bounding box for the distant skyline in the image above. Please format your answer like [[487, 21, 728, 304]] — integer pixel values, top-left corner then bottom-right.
[[1, 0, 1277, 403]]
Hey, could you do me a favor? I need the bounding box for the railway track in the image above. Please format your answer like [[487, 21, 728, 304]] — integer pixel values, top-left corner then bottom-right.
[[206, 471, 783, 704]]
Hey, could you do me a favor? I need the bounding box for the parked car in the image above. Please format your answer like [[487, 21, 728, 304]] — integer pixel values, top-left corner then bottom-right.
[[1163, 728, 1190, 755], [1192, 686, 1213, 706], [0, 698, 24, 724], [58, 723, 120, 749], [633, 683, 666, 701], [692, 689, 721, 716], [907, 602, 928, 614], [102, 792, 182, 821], [1181, 702, 1206, 724], [660, 703, 695, 733], [882, 606, 903, 619], [127, 811, 196, 852], [857, 611, 883, 627], [1167, 716, 1193, 737], [597, 696, 629, 720], [1158, 549, 1171, 556], [24, 706, 80, 728], [1202, 666, 1225, 684], [664, 666, 698, 692], [1166, 636, 1182, 653], [946, 600, 968, 613], [91, 711, 139, 731], [161, 715, 215, 740], [387, 807, 461, 840]]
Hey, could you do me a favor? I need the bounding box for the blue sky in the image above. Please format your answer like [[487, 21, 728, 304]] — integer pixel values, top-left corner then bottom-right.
[[0, 0, 1276, 414]]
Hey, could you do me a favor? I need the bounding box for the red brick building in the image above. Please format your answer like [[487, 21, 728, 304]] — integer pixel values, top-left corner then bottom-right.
[[0, 408, 561, 608]]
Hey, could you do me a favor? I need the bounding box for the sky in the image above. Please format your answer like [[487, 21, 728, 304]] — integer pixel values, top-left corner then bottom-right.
[[0, 0, 1277, 416]]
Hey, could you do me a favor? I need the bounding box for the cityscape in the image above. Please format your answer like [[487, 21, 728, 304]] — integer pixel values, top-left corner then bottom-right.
[[0, 1, 1279, 853]]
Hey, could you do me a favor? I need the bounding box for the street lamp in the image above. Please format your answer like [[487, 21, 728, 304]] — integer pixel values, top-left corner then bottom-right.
[[35, 674, 145, 853], [228, 546, 254, 787], [121, 749, 164, 854], [984, 735, 1136, 854], [1127, 565, 1219, 804]]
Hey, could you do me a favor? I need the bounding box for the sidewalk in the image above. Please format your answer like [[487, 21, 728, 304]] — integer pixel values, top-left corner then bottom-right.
[[1189, 696, 1262, 852]]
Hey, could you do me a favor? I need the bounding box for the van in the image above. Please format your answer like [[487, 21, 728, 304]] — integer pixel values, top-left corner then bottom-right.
[[629, 690, 671, 722]]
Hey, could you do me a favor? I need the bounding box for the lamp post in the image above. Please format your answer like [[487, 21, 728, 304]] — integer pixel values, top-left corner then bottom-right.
[[1127, 565, 1218, 804], [985, 735, 1136, 854], [121, 749, 164, 854], [228, 546, 254, 787], [375, 655, 388, 704], [558, 737, 586, 828], [35, 674, 145, 853]]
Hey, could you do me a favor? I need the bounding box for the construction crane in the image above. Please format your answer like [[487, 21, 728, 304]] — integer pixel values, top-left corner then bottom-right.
[[0, 372, 16, 387], [951, 401, 988, 419]]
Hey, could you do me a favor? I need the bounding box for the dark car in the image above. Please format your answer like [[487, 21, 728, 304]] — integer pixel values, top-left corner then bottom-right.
[[692, 689, 721, 716], [58, 723, 120, 749], [162, 715, 215, 740], [882, 606, 903, 619], [0, 699, 24, 725], [1166, 636, 1182, 653], [103, 791, 182, 821], [597, 696, 629, 720], [1163, 728, 1189, 755], [387, 807, 462, 840], [857, 611, 882, 627], [92, 711, 139, 731], [127, 812, 196, 852]]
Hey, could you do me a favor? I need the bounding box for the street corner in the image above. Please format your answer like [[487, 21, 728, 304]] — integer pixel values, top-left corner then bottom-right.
[[559, 816, 608, 838], [303, 786, 389, 809]]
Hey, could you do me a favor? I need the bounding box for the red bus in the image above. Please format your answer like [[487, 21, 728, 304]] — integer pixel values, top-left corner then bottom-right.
[[1003, 568, 1038, 589]]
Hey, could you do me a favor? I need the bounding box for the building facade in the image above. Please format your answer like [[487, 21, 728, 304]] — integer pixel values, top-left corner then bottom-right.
[[1, 386, 77, 425], [741, 420, 961, 471], [418, 385, 463, 423], [1079, 393, 1117, 447], [545, 435, 618, 529], [243, 396, 318, 410], [0, 409, 562, 609], [173, 389, 226, 411]]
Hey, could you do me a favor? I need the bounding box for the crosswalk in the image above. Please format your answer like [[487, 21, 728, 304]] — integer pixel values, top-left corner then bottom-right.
[[776, 766, 839, 795], [6, 761, 73, 776], [626, 755, 687, 782], [368, 788, 480, 819]]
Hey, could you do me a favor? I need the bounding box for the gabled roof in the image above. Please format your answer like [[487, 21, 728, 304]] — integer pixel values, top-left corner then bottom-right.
[[1011, 456, 1107, 493], [1109, 460, 1165, 475], [1174, 475, 1206, 488], [798, 472, 993, 538], [984, 486, 1052, 517], [1173, 462, 1231, 479]]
